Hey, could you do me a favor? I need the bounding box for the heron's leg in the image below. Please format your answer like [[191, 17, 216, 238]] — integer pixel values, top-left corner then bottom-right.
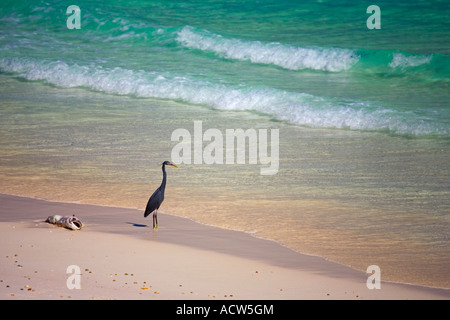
[[153, 210, 158, 230]]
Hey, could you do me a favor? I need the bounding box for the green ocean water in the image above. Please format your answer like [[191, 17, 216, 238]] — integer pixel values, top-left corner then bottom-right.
[[1, 0, 449, 135], [0, 0, 449, 288]]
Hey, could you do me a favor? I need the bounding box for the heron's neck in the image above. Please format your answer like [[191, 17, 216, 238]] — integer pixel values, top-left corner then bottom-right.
[[160, 164, 167, 189]]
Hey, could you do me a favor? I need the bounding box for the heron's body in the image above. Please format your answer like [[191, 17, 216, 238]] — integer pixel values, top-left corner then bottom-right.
[[144, 161, 178, 229]]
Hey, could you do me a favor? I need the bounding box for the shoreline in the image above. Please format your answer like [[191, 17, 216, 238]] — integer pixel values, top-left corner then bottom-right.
[[1, 75, 448, 289], [0, 193, 448, 300], [2, 192, 448, 292]]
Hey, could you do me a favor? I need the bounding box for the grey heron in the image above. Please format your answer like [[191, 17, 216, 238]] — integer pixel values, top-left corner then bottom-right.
[[144, 161, 178, 229]]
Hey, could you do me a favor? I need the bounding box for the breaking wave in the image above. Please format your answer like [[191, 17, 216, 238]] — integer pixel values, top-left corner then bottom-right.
[[176, 26, 359, 72], [1, 57, 447, 136]]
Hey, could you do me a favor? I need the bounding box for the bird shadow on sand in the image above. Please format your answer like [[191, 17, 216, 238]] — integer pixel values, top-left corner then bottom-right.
[[126, 222, 149, 228]]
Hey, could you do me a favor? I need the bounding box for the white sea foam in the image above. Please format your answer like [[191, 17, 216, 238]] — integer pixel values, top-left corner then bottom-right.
[[176, 26, 359, 72], [0, 57, 445, 135], [389, 53, 432, 68]]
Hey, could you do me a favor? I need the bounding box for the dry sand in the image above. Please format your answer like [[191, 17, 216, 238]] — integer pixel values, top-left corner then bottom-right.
[[0, 193, 448, 300]]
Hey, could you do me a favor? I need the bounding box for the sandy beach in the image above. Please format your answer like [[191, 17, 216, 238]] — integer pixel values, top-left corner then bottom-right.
[[0, 193, 448, 300]]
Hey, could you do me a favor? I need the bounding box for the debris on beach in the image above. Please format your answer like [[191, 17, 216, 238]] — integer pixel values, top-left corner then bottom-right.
[[45, 215, 83, 230]]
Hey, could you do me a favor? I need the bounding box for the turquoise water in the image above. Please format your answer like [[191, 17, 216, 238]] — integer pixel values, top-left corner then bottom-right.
[[0, 0, 449, 288], [1, 0, 449, 135]]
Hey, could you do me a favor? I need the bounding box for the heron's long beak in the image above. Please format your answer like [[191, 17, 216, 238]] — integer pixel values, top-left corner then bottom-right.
[[169, 164, 179, 168]]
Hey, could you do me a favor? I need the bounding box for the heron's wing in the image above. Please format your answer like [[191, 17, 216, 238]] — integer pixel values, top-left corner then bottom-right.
[[144, 187, 163, 217]]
